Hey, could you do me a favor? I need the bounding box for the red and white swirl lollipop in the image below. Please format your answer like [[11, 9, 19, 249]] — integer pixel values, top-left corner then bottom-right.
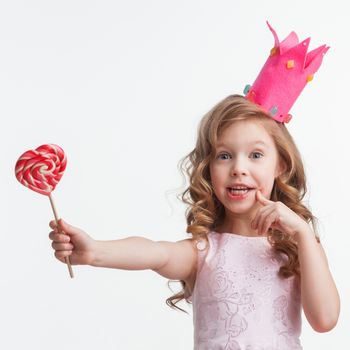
[[15, 144, 67, 195], [15, 144, 74, 278]]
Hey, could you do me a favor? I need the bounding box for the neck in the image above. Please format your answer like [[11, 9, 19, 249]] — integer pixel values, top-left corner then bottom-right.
[[215, 206, 264, 237]]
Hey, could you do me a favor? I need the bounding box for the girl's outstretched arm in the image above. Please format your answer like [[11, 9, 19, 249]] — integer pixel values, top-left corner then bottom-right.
[[49, 219, 197, 282], [295, 224, 340, 333], [92, 237, 197, 280]]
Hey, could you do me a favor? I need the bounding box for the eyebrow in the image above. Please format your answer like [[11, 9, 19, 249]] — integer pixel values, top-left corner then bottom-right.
[[216, 140, 268, 148]]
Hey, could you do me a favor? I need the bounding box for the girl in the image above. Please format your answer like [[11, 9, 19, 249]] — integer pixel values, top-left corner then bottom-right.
[[49, 94, 340, 349]]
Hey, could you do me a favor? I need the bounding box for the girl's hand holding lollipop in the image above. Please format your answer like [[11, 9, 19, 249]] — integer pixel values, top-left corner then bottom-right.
[[49, 219, 97, 266], [15, 144, 74, 278]]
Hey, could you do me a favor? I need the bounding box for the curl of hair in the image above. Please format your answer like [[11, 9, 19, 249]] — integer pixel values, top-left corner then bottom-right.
[[166, 94, 320, 312]]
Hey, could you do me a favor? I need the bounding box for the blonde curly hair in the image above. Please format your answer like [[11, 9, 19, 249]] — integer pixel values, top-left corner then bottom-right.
[[166, 94, 320, 312]]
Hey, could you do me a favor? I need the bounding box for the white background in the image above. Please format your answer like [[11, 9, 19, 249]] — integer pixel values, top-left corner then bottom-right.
[[1, 0, 348, 349]]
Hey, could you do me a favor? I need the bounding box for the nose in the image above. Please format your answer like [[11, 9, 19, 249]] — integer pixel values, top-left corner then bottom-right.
[[230, 156, 248, 176]]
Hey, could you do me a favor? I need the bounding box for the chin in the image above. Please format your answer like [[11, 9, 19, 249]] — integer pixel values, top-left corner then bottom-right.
[[226, 202, 257, 214]]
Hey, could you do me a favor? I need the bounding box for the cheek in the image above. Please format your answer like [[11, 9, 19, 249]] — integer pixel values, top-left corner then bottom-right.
[[258, 176, 275, 195], [209, 167, 224, 191], [210, 174, 220, 192], [256, 166, 275, 188]]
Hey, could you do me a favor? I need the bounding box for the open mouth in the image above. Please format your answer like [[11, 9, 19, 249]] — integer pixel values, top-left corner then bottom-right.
[[227, 187, 254, 195]]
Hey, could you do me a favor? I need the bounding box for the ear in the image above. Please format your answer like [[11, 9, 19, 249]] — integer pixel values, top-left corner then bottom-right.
[[275, 159, 287, 178]]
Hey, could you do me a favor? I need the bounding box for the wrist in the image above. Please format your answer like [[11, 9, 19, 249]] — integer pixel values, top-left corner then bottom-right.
[[293, 221, 314, 243], [90, 240, 102, 267]]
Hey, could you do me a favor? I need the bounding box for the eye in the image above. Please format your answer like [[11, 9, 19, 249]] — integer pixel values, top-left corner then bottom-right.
[[217, 152, 231, 160], [216, 152, 263, 160], [251, 152, 263, 159]]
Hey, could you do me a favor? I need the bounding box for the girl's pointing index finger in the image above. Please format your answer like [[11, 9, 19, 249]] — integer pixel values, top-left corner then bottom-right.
[[256, 189, 273, 205]]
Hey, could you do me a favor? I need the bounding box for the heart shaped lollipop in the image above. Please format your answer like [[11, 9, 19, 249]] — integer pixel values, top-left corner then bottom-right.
[[15, 144, 74, 278], [15, 144, 66, 196]]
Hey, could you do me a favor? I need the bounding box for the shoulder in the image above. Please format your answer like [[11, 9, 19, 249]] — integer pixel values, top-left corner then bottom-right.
[[152, 237, 201, 281], [179, 236, 209, 251], [183, 236, 210, 294]]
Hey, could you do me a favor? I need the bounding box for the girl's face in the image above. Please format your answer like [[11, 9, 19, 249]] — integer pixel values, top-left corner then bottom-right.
[[209, 120, 285, 219]]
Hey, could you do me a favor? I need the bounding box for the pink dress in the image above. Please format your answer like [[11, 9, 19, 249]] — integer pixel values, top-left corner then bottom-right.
[[187, 231, 302, 350]]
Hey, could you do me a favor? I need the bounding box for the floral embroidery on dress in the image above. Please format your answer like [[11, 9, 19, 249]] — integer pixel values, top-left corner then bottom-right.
[[192, 232, 302, 350]]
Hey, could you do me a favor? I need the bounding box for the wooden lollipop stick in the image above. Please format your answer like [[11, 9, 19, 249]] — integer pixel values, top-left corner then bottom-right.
[[49, 194, 74, 278]]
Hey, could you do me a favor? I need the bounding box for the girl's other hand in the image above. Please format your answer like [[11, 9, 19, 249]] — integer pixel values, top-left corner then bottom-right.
[[48, 219, 96, 266], [251, 189, 309, 238]]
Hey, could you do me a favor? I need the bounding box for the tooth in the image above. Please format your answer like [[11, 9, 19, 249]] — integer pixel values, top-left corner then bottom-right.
[[230, 188, 248, 193]]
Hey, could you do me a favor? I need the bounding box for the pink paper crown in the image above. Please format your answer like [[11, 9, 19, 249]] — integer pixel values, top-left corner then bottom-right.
[[244, 21, 330, 123]]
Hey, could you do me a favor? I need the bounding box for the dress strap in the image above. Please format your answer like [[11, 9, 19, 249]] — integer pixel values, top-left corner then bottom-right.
[[195, 234, 210, 272], [185, 233, 211, 302]]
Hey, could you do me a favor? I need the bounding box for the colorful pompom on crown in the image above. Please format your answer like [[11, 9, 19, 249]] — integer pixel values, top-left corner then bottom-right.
[[244, 21, 330, 123]]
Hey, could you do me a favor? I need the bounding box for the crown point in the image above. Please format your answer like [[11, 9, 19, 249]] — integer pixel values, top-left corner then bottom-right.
[[302, 38, 311, 47], [306, 74, 314, 83], [286, 60, 295, 69], [243, 84, 251, 95]]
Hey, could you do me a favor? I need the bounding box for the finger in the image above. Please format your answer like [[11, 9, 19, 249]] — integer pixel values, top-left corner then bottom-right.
[[49, 231, 71, 242], [49, 220, 58, 230], [58, 219, 80, 237], [55, 250, 72, 262], [51, 242, 74, 251], [256, 190, 272, 206], [251, 204, 272, 230], [50, 219, 70, 233], [256, 206, 275, 234], [261, 210, 278, 235]]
